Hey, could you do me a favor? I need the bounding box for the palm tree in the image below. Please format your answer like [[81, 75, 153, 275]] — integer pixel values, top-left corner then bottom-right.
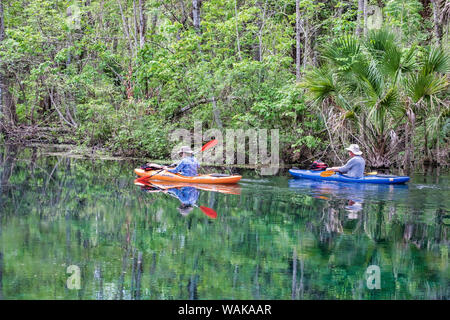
[[405, 46, 449, 164], [302, 29, 449, 168]]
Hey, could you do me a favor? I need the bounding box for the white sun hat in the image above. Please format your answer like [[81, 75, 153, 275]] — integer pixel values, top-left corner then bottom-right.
[[345, 144, 362, 155], [178, 146, 194, 154]]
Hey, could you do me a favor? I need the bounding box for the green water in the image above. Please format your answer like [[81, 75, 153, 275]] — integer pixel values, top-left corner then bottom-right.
[[0, 146, 448, 300]]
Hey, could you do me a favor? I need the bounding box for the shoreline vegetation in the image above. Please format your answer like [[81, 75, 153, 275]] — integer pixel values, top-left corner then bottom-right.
[[0, 141, 301, 172], [0, 1, 449, 171], [2, 142, 448, 177]]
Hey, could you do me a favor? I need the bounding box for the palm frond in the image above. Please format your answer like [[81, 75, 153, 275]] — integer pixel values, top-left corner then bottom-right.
[[367, 86, 400, 134], [351, 60, 384, 99], [400, 45, 418, 74], [322, 35, 361, 72], [365, 28, 397, 60], [422, 46, 450, 75], [301, 66, 337, 104], [379, 86, 400, 115], [380, 44, 402, 78], [381, 44, 418, 84], [405, 72, 449, 103]]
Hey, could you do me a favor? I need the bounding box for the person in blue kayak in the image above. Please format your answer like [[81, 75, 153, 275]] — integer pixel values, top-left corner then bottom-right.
[[164, 146, 199, 177], [328, 144, 366, 178]]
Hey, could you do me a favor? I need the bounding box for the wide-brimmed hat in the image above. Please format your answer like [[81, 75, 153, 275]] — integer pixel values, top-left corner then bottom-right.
[[178, 146, 194, 154], [346, 200, 362, 216], [345, 144, 362, 155], [177, 204, 194, 216]]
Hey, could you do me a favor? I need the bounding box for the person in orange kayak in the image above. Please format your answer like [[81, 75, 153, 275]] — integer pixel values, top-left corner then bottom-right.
[[164, 146, 199, 177]]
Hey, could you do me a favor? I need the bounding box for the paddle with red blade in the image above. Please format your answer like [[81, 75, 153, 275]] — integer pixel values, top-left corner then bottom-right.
[[199, 206, 217, 219], [163, 191, 218, 219], [195, 139, 218, 154]]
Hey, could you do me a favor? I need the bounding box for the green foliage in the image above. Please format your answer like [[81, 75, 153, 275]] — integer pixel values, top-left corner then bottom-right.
[[303, 28, 449, 167], [302, 66, 338, 104], [0, 0, 448, 165], [384, 0, 427, 44]]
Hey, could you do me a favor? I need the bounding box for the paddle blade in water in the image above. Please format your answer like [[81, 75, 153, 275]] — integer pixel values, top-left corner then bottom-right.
[[199, 206, 217, 219], [320, 170, 336, 177], [201, 139, 218, 152]]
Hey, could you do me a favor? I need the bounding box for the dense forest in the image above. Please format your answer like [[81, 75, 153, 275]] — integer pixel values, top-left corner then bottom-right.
[[0, 0, 449, 169]]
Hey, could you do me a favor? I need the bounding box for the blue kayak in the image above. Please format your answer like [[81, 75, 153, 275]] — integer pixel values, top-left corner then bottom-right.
[[289, 169, 410, 184]]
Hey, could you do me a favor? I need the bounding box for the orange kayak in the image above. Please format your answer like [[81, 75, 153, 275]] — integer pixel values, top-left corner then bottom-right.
[[134, 178, 241, 195], [134, 168, 242, 184]]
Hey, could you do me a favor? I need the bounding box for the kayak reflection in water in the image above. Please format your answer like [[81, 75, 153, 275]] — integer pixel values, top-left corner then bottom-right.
[[166, 186, 200, 216], [288, 179, 364, 219], [135, 179, 225, 219]]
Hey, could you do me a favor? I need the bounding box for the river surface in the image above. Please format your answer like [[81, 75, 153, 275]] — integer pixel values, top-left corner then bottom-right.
[[0, 146, 448, 300]]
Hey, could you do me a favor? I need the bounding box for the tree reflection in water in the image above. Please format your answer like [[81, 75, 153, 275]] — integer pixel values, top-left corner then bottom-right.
[[0, 146, 448, 299]]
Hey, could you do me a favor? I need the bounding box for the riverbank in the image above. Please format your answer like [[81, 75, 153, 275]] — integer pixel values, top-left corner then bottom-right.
[[2, 141, 448, 178], [1, 141, 291, 171]]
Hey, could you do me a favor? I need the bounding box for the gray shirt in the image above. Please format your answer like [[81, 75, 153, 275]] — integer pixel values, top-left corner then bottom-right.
[[338, 156, 366, 178]]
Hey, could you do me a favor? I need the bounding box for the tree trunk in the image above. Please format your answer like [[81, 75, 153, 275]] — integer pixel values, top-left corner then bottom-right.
[[212, 96, 222, 129], [406, 108, 416, 171], [363, 0, 368, 37], [356, 0, 364, 36], [295, 0, 301, 82], [85, 0, 94, 26], [133, 0, 139, 49], [291, 248, 297, 300], [2, 78, 17, 128], [433, 101, 441, 164], [135, 251, 143, 300], [435, 127, 440, 164], [302, 19, 310, 70], [139, 0, 146, 48], [150, 10, 158, 35], [0, 0, 5, 123], [192, 0, 201, 34], [258, 0, 268, 62], [423, 118, 429, 161], [0, 252, 3, 300], [431, 0, 442, 45], [235, 0, 242, 60], [117, 0, 134, 57]]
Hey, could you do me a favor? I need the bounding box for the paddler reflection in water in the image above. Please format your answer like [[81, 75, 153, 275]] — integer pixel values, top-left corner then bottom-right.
[[142, 184, 199, 216], [164, 146, 199, 177], [166, 187, 199, 216], [328, 144, 366, 178], [345, 199, 363, 219]]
